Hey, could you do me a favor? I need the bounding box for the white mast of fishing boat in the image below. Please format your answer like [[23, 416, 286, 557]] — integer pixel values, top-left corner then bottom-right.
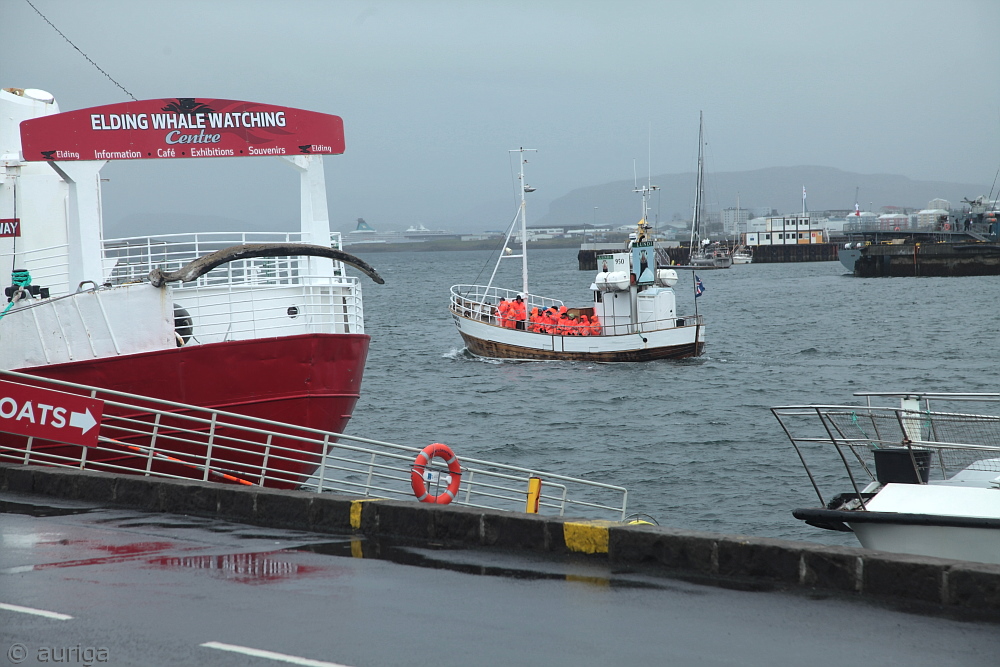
[[514, 147, 535, 295], [484, 147, 535, 296]]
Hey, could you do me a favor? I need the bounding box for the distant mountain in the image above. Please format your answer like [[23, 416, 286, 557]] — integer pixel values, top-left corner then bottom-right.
[[532, 166, 991, 229]]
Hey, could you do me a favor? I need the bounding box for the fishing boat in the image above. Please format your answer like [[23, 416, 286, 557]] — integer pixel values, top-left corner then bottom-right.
[[449, 148, 704, 362], [0, 88, 383, 485], [686, 113, 732, 269], [772, 392, 1000, 565]]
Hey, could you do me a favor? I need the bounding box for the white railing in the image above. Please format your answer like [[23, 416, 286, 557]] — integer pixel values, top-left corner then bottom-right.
[[450, 284, 701, 336], [103, 231, 347, 289], [0, 370, 628, 521], [450, 284, 564, 325], [104, 231, 364, 338], [0, 243, 71, 295], [772, 392, 1000, 509]]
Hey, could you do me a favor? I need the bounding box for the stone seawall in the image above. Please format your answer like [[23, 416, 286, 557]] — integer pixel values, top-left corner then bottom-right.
[[3, 462, 999, 614]]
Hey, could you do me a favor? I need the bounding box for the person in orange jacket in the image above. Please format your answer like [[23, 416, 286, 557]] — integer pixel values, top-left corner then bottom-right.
[[589, 314, 602, 335], [528, 307, 540, 332], [497, 299, 510, 327], [578, 314, 591, 336], [513, 294, 527, 330], [556, 312, 572, 335]]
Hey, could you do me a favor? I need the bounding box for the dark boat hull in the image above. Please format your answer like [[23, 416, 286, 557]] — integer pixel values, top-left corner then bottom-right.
[[852, 242, 1000, 277]]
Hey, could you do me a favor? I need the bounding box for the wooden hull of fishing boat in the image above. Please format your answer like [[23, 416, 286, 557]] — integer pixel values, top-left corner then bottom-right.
[[454, 315, 704, 362]]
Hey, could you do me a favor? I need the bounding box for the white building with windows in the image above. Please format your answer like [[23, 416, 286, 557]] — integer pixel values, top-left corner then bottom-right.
[[743, 215, 827, 246]]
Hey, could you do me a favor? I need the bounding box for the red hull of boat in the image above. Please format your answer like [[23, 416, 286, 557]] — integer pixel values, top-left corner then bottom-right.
[[4, 333, 370, 487]]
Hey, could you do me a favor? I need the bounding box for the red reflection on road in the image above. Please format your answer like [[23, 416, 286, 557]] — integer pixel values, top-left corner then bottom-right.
[[148, 551, 317, 584]]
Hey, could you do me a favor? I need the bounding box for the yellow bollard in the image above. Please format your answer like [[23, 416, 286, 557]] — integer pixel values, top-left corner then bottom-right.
[[525, 476, 542, 513]]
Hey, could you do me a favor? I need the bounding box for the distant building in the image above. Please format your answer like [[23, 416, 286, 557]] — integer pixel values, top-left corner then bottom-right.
[[743, 214, 827, 246], [721, 207, 750, 235], [514, 226, 567, 241], [917, 208, 950, 228], [928, 198, 951, 211]]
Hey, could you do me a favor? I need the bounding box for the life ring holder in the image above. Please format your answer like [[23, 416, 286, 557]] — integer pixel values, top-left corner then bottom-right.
[[410, 443, 462, 504]]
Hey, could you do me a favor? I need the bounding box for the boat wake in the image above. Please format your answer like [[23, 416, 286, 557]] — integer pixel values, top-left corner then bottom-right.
[[442, 347, 504, 364]]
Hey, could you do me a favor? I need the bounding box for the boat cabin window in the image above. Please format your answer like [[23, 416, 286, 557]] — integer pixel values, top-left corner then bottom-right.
[[594, 291, 603, 303]]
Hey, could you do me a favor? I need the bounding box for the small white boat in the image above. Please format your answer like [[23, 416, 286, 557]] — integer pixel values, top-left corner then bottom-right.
[[449, 148, 704, 362], [773, 392, 1000, 564], [731, 246, 752, 264]]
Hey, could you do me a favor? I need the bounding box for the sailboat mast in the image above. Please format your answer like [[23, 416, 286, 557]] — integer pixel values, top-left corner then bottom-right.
[[689, 111, 704, 254]]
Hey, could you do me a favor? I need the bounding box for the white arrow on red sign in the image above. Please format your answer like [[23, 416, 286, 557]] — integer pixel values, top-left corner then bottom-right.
[[0, 380, 104, 447], [68, 408, 98, 435]]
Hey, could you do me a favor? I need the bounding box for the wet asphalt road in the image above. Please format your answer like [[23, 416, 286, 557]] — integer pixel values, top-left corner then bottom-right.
[[1, 492, 999, 667]]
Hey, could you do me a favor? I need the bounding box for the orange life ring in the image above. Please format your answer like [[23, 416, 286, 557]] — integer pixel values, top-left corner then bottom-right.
[[943, 222, 951, 231], [410, 443, 462, 504]]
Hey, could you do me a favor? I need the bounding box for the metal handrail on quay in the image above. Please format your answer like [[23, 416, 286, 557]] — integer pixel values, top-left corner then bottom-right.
[[0, 370, 628, 521]]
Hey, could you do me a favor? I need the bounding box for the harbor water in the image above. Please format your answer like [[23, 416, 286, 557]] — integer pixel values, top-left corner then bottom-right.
[[344, 247, 1000, 546]]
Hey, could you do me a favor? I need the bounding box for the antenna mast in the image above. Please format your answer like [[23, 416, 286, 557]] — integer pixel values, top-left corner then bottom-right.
[[511, 147, 536, 296]]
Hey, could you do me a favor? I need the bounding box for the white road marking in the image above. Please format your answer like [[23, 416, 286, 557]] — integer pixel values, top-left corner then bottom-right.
[[200, 642, 354, 667], [0, 602, 73, 620]]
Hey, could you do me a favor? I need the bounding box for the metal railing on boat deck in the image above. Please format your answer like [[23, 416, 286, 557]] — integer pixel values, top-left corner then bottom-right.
[[0, 243, 71, 295], [103, 231, 349, 288], [450, 284, 564, 325], [772, 392, 1000, 509], [103, 232, 365, 338], [0, 370, 628, 521], [451, 285, 702, 335]]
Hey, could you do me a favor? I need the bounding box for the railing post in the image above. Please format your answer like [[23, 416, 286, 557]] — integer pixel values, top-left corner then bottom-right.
[[203, 413, 218, 481], [259, 434, 273, 487], [463, 469, 474, 503], [364, 452, 376, 497], [146, 412, 161, 475], [316, 434, 330, 492], [526, 477, 542, 513]]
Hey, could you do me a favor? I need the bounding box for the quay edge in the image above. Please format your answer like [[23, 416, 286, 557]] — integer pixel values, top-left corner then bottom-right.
[[578, 244, 840, 270], [3, 462, 999, 615]]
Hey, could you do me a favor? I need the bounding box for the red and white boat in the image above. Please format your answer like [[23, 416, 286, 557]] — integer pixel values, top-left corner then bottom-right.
[[0, 88, 383, 485]]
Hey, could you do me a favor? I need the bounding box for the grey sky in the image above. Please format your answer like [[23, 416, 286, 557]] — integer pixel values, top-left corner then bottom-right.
[[4, 0, 999, 233]]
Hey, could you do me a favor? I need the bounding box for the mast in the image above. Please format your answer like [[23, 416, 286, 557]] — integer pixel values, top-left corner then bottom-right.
[[488, 147, 534, 297], [512, 147, 536, 295], [688, 111, 705, 256]]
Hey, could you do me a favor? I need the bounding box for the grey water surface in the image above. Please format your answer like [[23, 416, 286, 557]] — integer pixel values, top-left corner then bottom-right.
[[344, 247, 1000, 546]]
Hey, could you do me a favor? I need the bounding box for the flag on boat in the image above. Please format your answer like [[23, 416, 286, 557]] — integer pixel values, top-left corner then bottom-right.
[[695, 275, 705, 298]]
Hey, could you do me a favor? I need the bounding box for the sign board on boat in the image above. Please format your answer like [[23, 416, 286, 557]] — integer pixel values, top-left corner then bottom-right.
[[0, 380, 103, 447], [632, 242, 655, 285], [19, 98, 345, 162], [0, 219, 19, 237]]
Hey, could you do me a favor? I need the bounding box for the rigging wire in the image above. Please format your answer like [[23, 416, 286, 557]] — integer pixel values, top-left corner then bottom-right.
[[465, 208, 521, 293], [23, 0, 137, 101]]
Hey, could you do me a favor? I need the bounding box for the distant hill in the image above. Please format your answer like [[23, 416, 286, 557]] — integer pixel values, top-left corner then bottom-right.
[[532, 166, 991, 229]]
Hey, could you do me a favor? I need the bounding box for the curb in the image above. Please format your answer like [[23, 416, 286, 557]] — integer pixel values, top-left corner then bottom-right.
[[3, 462, 999, 614]]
